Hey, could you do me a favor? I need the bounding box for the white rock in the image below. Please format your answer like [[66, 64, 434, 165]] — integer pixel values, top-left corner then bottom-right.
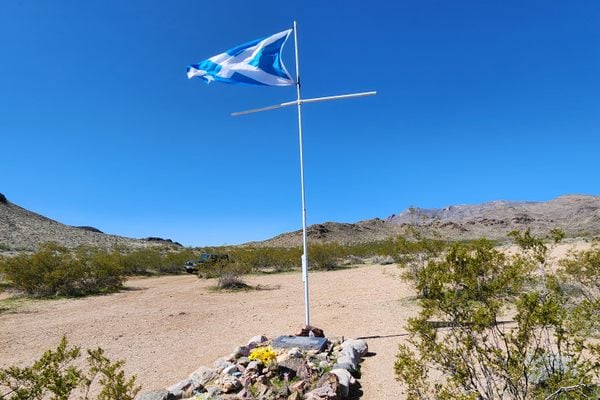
[[330, 368, 355, 398]]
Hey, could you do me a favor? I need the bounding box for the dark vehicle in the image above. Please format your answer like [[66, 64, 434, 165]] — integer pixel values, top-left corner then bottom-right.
[[184, 253, 229, 273]]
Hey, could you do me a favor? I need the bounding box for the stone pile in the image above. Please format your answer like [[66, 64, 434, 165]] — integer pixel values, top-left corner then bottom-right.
[[137, 329, 368, 400]]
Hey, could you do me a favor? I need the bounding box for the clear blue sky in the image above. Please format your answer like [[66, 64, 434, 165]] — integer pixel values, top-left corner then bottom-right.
[[2, 1, 599, 246]]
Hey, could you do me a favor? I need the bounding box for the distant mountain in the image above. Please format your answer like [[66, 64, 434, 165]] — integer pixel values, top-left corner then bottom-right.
[[0, 193, 181, 252], [259, 195, 600, 246]]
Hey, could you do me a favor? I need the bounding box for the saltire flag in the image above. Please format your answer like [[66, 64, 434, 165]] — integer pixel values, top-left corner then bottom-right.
[[187, 29, 294, 86]]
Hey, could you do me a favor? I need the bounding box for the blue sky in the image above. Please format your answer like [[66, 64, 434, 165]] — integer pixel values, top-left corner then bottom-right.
[[1, 1, 599, 246]]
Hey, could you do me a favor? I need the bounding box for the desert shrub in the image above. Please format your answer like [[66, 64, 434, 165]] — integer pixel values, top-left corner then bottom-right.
[[309, 243, 345, 270], [0, 243, 124, 297], [159, 248, 196, 274], [113, 247, 197, 275], [0, 336, 140, 400], [559, 242, 600, 303], [118, 248, 163, 275], [395, 232, 600, 400], [228, 246, 301, 272], [217, 271, 249, 290]]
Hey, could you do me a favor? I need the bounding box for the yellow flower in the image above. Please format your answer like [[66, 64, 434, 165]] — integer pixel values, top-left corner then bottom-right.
[[248, 346, 277, 364]]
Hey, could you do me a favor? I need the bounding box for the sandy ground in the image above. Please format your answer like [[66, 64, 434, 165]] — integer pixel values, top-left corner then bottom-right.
[[0, 240, 592, 399], [1, 263, 416, 399]]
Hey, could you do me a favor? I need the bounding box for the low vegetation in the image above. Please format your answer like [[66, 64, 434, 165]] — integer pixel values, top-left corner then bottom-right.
[[394, 230, 600, 399], [0, 336, 140, 399], [0, 243, 196, 297]]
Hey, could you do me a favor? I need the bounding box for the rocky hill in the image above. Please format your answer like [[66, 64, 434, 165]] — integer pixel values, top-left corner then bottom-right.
[[260, 195, 600, 247], [0, 193, 179, 252]]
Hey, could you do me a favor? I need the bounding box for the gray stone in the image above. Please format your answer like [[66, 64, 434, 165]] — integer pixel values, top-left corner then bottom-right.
[[222, 364, 239, 376], [331, 361, 356, 372], [330, 369, 355, 398], [136, 390, 169, 400], [273, 335, 328, 352], [287, 347, 302, 357], [247, 335, 268, 348], [335, 354, 358, 370], [213, 357, 233, 372], [205, 386, 222, 397], [246, 360, 261, 371], [189, 366, 217, 388], [233, 345, 250, 357], [166, 378, 193, 399], [306, 372, 341, 399], [341, 339, 368, 357], [327, 336, 344, 346], [220, 375, 242, 393], [237, 356, 250, 366]]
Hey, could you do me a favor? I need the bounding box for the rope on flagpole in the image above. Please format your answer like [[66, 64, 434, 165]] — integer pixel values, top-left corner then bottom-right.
[[293, 20, 311, 327]]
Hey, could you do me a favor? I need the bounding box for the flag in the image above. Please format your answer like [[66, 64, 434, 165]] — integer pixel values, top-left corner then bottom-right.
[[187, 29, 294, 86]]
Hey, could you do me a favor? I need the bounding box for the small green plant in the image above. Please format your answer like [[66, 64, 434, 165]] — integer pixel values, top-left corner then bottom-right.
[[0, 337, 140, 399]]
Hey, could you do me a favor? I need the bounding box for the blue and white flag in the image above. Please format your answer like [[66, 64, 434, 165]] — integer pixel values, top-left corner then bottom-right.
[[187, 29, 294, 86]]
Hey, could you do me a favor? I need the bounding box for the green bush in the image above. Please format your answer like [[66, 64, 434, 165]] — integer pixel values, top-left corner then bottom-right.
[[0, 337, 140, 399], [308, 243, 345, 270], [0, 243, 124, 297], [395, 232, 600, 400]]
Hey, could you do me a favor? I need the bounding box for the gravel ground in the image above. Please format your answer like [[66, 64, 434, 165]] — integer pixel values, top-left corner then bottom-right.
[[0, 263, 415, 399]]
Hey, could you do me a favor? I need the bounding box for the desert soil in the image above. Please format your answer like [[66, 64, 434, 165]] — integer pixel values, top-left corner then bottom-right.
[[1, 263, 414, 399], [0, 241, 591, 399]]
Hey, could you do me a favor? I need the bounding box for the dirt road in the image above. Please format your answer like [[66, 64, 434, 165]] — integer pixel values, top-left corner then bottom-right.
[[1, 263, 415, 399]]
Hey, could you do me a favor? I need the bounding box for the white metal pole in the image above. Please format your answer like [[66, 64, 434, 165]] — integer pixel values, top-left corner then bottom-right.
[[294, 20, 310, 327]]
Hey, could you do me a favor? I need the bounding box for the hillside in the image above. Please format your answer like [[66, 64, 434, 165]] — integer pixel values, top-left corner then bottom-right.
[[0, 193, 178, 252], [260, 194, 600, 246]]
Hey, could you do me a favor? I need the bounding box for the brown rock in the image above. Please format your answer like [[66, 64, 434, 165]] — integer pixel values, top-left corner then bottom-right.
[[306, 373, 341, 400], [295, 325, 325, 337]]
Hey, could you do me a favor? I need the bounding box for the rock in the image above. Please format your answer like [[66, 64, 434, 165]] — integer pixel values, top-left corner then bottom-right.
[[220, 375, 242, 393], [277, 353, 291, 364], [288, 392, 302, 400], [277, 383, 291, 397], [165, 378, 192, 399], [0, 193, 7, 204], [189, 366, 217, 388], [205, 385, 222, 397], [247, 335, 268, 348], [333, 352, 358, 372], [237, 356, 250, 366], [331, 361, 356, 373], [233, 345, 250, 357], [222, 365, 239, 376], [287, 347, 302, 358], [213, 358, 233, 372], [305, 372, 341, 399], [279, 357, 312, 380], [245, 360, 261, 373], [236, 388, 254, 399], [296, 325, 325, 338], [341, 339, 368, 357], [136, 390, 169, 400], [289, 379, 308, 394], [327, 336, 344, 346], [330, 369, 355, 398]]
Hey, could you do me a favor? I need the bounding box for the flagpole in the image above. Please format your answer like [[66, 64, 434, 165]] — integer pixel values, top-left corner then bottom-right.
[[293, 20, 310, 327]]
